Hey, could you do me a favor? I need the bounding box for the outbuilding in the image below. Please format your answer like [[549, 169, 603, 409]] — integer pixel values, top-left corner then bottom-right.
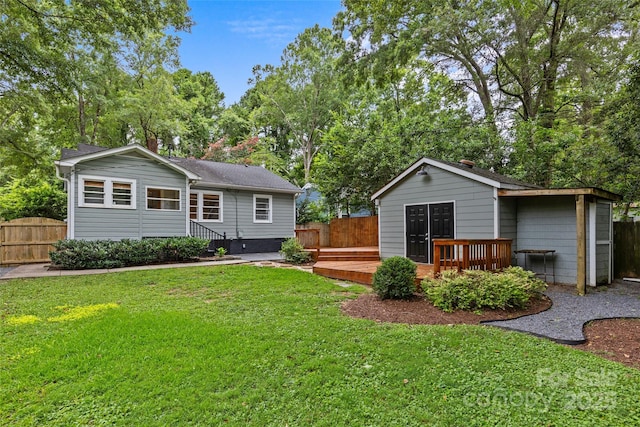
[[371, 158, 621, 292]]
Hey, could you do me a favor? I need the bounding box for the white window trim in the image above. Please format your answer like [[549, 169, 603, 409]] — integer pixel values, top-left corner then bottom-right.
[[78, 175, 136, 209], [190, 190, 223, 222], [145, 186, 182, 211], [253, 194, 272, 223]]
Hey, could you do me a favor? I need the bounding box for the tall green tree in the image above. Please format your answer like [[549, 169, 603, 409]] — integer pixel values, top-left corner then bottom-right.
[[315, 64, 492, 213], [172, 69, 226, 157], [337, 0, 636, 185], [0, 0, 192, 180], [556, 58, 640, 217], [251, 25, 345, 183]]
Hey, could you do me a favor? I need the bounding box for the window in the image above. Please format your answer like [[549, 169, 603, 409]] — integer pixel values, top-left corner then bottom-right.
[[189, 193, 198, 219], [83, 180, 105, 205], [254, 194, 272, 223], [189, 191, 222, 222], [112, 182, 133, 206], [147, 187, 181, 211], [79, 176, 135, 209]]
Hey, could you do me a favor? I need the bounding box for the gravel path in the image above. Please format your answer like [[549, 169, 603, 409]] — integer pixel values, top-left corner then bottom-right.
[[483, 281, 640, 344]]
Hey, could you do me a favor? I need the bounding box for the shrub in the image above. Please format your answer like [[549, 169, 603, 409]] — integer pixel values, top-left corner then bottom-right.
[[372, 256, 417, 300], [279, 238, 312, 264], [158, 237, 209, 262], [0, 178, 67, 221], [423, 266, 547, 312], [50, 237, 209, 270], [216, 247, 227, 257]]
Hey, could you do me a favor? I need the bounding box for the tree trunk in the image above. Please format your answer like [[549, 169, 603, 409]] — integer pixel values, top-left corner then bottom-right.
[[78, 92, 87, 142], [147, 137, 158, 153], [540, 0, 566, 130]]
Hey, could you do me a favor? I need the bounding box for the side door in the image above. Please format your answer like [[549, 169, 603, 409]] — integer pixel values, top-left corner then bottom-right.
[[405, 204, 428, 263], [429, 202, 454, 263]]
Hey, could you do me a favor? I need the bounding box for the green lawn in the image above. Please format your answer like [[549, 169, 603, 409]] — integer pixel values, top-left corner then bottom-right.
[[1, 265, 639, 426]]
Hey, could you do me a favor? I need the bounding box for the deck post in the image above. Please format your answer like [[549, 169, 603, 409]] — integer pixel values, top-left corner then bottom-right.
[[486, 243, 493, 270], [576, 195, 587, 295], [462, 244, 470, 271], [433, 244, 441, 275]]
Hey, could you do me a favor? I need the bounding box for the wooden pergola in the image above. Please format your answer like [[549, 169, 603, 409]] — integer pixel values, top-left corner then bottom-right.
[[498, 187, 622, 295]]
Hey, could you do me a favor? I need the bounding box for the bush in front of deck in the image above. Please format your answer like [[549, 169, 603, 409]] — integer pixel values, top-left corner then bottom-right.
[[423, 266, 547, 312], [279, 238, 312, 264], [372, 256, 417, 300]]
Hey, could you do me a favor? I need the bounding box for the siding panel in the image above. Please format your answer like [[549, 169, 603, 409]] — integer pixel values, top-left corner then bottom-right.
[[515, 196, 576, 284], [378, 167, 495, 259], [73, 153, 188, 240], [191, 187, 295, 240]]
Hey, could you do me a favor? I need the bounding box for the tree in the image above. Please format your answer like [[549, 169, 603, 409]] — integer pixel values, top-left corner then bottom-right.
[[0, 177, 66, 220], [337, 0, 636, 185], [562, 58, 640, 218], [314, 63, 494, 213], [1, 0, 192, 178], [172, 69, 226, 157], [251, 25, 345, 183]]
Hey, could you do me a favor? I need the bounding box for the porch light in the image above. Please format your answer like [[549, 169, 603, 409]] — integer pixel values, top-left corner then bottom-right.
[[416, 166, 429, 176]]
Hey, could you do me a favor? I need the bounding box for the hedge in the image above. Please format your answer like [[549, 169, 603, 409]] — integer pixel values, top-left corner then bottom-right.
[[49, 237, 209, 270]]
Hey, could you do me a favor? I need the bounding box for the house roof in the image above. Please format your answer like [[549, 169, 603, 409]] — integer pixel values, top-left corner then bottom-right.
[[57, 144, 300, 194], [370, 157, 621, 201], [169, 157, 300, 194], [371, 157, 539, 200], [60, 144, 110, 159], [57, 144, 200, 180]]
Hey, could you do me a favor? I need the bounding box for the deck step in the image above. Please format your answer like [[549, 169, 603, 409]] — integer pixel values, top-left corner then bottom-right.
[[305, 246, 380, 262], [313, 261, 434, 286], [316, 255, 380, 262]]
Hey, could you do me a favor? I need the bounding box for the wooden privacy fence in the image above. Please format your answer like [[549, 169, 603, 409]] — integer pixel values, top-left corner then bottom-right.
[[0, 217, 67, 265], [433, 238, 512, 275], [614, 222, 640, 278], [295, 222, 330, 247], [297, 216, 378, 248], [329, 216, 378, 248]]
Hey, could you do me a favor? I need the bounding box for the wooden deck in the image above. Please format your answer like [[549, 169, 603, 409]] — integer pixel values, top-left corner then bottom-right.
[[313, 260, 434, 286], [306, 246, 380, 262], [310, 239, 512, 286]]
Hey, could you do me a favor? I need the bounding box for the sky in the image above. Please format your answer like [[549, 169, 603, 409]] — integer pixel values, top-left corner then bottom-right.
[[178, 0, 344, 105]]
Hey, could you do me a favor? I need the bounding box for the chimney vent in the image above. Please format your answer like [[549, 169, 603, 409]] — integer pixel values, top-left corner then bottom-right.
[[459, 159, 475, 168]]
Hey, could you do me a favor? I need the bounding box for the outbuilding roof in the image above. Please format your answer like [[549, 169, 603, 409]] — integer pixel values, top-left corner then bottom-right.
[[371, 157, 538, 200], [371, 157, 620, 201]]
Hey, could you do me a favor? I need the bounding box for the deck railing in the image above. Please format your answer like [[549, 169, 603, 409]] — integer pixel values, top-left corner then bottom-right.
[[295, 228, 320, 260], [433, 238, 512, 275], [295, 229, 320, 249]]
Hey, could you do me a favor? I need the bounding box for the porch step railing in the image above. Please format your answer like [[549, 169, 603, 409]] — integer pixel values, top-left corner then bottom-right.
[[295, 228, 320, 260], [433, 238, 512, 275], [190, 220, 229, 253]]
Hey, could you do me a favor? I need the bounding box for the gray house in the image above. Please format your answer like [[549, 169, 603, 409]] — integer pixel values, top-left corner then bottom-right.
[[371, 158, 621, 288], [55, 144, 301, 253]]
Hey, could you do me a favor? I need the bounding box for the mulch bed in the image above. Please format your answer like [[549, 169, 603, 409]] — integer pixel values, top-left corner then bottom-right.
[[342, 293, 640, 370], [574, 318, 640, 369], [341, 293, 551, 325]]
